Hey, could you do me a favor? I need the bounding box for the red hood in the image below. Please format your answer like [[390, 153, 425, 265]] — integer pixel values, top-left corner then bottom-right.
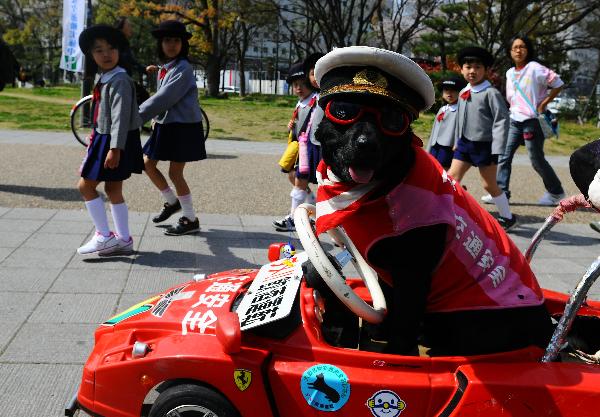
[[99, 269, 258, 337]]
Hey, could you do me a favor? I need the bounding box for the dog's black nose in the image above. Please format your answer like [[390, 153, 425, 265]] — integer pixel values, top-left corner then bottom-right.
[[355, 134, 377, 152]]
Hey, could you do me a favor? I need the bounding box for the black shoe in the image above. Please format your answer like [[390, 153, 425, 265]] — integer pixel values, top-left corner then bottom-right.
[[273, 215, 295, 232], [497, 214, 517, 231], [164, 216, 200, 235], [152, 201, 181, 223], [590, 221, 600, 234]]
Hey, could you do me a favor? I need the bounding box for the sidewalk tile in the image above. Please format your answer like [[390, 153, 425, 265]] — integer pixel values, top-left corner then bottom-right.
[[0, 219, 45, 233], [200, 213, 242, 226], [0, 292, 44, 321], [30, 293, 117, 324], [0, 207, 10, 217], [37, 220, 94, 234], [0, 232, 31, 248], [3, 247, 75, 269], [0, 267, 61, 292], [21, 232, 87, 249], [124, 268, 198, 293], [0, 322, 22, 352], [52, 209, 92, 222], [1, 323, 96, 363], [50, 269, 128, 293], [2, 208, 57, 220], [67, 251, 136, 270], [116, 293, 157, 312], [0, 364, 83, 417], [0, 247, 13, 263], [241, 214, 276, 227], [137, 236, 208, 253]]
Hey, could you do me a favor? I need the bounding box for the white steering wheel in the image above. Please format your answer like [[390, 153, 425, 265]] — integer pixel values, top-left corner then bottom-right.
[[294, 203, 387, 323]]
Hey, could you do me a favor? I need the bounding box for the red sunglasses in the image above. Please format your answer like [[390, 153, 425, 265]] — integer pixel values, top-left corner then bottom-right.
[[325, 100, 410, 137]]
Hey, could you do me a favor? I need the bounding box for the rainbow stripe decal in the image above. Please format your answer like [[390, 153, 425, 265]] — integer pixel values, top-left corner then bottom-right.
[[103, 295, 161, 326]]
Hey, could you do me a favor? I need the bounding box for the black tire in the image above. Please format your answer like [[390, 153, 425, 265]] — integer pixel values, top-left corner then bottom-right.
[[200, 107, 210, 141], [149, 384, 240, 417], [70, 95, 93, 147]]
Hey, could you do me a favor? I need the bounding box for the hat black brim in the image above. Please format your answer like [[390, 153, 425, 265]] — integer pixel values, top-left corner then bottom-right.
[[151, 29, 193, 40], [79, 25, 128, 54]]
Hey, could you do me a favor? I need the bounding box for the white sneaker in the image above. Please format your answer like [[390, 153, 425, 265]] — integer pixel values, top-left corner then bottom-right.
[[99, 236, 134, 256], [481, 194, 494, 204], [538, 192, 566, 206], [77, 232, 117, 255]]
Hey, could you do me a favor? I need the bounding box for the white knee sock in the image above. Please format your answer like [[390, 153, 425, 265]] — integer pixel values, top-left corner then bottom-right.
[[178, 194, 196, 221], [290, 187, 308, 216], [110, 202, 130, 241], [493, 192, 512, 219], [161, 187, 178, 205], [85, 197, 110, 236]]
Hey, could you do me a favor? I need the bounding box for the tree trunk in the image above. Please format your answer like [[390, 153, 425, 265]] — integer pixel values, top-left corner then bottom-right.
[[238, 56, 246, 96], [206, 57, 220, 97]]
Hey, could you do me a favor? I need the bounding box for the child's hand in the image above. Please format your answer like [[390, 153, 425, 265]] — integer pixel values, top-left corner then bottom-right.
[[287, 118, 295, 130], [104, 148, 121, 169]]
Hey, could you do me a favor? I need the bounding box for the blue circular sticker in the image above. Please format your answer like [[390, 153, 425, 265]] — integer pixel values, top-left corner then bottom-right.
[[300, 364, 350, 412]]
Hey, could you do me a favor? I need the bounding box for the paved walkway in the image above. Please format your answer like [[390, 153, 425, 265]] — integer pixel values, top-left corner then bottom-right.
[[0, 129, 599, 416], [0, 128, 572, 166]]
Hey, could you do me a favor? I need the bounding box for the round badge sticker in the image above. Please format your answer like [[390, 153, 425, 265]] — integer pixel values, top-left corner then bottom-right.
[[300, 364, 350, 412]]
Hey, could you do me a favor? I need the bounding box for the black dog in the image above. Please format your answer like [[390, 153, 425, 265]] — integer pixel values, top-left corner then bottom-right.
[[309, 99, 552, 356], [312, 100, 448, 355]]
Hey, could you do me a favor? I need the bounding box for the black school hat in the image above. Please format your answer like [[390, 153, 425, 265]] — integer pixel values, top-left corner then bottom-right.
[[79, 24, 127, 55], [151, 20, 192, 40], [303, 52, 325, 74], [438, 75, 467, 92], [570, 139, 600, 205], [457, 46, 494, 67], [314, 46, 434, 119], [286, 61, 306, 84]]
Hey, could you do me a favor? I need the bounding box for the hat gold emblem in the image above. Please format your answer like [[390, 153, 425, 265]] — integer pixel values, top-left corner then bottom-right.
[[234, 369, 252, 391], [353, 69, 388, 89]]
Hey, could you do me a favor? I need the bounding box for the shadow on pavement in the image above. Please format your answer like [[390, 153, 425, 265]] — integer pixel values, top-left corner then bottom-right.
[[0, 184, 81, 201], [207, 153, 237, 160], [512, 223, 600, 247]]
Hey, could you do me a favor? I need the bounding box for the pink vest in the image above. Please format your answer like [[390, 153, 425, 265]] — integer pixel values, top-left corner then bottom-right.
[[341, 147, 544, 313]]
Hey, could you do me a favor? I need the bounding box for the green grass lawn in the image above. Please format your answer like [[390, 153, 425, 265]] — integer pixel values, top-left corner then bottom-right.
[[1, 85, 599, 155]]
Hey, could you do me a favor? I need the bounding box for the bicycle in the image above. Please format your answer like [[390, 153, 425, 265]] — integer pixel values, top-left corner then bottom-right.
[[70, 92, 210, 147]]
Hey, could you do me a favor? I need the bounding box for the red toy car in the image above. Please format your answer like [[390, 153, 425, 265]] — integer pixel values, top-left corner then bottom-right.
[[66, 204, 600, 417]]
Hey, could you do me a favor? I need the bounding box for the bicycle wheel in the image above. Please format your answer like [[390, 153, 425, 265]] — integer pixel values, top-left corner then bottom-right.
[[200, 107, 210, 140], [70, 95, 93, 147]]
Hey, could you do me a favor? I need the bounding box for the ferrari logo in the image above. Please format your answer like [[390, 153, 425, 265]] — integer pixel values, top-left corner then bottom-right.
[[234, 369, 252, 391]]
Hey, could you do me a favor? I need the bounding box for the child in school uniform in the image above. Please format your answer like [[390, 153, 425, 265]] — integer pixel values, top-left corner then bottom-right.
[[139, 20, 206, 236], [76, 25, 144, 256], [272, 61, 318, 232], [448, 46, 516, 231], [303, 52, 325, 195], [426, 75, 466, 170]]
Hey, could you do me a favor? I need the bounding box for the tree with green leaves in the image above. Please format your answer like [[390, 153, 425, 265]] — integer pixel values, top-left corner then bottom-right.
[[0, 0, 63, 84], [412, 3, 467, 70]]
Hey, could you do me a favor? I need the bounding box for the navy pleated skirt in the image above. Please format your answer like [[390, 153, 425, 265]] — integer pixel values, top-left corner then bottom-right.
[[80, 130, 144, 182], [143, 122, 206, 162]]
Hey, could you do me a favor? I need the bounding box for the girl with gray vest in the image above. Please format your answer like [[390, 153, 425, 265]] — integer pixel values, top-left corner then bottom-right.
[[140, 20, 206, 236], [76, 25, 144, 256]]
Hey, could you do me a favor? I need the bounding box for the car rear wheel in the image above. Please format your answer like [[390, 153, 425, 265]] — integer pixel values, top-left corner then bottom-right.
[[149, 384, 239, 417]]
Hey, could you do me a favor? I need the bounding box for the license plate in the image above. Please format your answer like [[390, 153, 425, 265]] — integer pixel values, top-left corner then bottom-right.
[[236, 252, 306, 330]]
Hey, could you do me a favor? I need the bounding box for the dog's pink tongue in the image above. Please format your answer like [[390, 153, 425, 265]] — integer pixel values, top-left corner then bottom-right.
[[349, 166, 374, 183]]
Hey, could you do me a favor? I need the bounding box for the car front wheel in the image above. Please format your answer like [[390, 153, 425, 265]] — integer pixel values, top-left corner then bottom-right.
[[149, 384, 240, 417]]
